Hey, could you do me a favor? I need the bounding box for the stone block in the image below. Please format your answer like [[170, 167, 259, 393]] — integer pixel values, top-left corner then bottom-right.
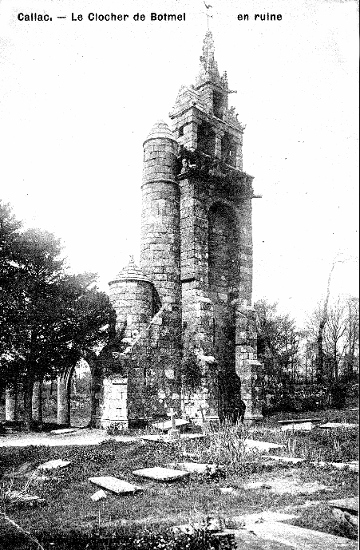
[[89, 476, 142, 495], [169, 462, 220, 475], [37, 459, 71, 470], [132, 467, 190, 481]]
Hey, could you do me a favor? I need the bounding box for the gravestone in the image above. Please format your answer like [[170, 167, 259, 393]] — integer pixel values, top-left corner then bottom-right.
[[319, 422, 358, 429], [132, 467, 190, 481], [49, 428, 78, 435], [243, 520, 357, 549], [90, 489, 107, 501], [37, 459, 70, 470], [329, 497, 358, 514], [278, 418, 321, 424], [89, 476, 142, 494], [169, 462, 220, 475], [244, 439, 284, 452], [281, 422, 313, 432], [152, 418, 189, 431]]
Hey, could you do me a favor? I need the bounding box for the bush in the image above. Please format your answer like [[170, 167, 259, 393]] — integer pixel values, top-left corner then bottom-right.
[[36, 528, 236, 549]]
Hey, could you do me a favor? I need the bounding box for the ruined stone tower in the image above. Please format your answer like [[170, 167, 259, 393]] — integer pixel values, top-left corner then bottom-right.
[[100, 31, 263, 428]]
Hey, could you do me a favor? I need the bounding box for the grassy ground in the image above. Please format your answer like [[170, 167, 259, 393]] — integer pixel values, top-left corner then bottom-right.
[[0, 408, 358, 548]]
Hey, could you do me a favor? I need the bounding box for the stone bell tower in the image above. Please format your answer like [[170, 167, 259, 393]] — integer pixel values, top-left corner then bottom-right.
[[169, 31, 263, 421], [104, 31, 263, 428]]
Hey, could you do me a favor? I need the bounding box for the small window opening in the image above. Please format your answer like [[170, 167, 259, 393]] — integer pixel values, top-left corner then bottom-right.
[[213, 91, 225, 119], [221, 132, 237, 167], [197, 121, 216, 156]]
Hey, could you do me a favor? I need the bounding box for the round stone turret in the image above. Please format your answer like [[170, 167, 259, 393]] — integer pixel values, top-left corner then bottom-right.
[[109, 256, 154, 338], [142, 120, 178, 185]]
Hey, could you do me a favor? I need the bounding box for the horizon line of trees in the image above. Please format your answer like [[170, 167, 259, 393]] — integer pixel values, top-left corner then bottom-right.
[[254, 295, 359, 411]]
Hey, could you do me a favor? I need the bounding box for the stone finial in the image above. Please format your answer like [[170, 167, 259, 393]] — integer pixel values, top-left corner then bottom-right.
[[196, 31, 221, 87]]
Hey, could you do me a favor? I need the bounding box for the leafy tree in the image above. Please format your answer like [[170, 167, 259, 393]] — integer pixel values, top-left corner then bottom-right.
[[254, 300, 302, 392], [0, 201, 115, 429]]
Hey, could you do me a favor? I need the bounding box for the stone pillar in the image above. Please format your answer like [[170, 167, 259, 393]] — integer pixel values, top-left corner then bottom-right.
[[5, 385, 17, 422], [57, 375, 70, 426], [235, 304, 263, 421], [32, 380, 43, 425]]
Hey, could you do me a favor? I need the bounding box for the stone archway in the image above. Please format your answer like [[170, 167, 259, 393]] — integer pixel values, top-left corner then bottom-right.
[[57, 359, 94, 427]]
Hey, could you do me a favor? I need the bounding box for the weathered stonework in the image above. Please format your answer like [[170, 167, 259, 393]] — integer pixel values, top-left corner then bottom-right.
[[99, 31, 263, 427]]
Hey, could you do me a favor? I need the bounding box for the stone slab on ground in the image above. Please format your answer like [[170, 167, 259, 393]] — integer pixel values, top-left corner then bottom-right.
[[281, 422, 313, 432], [232, 511, 299, 526], [312, 460, 359, 472], [111, 435, 139, 444], [329, 497, 358, 514], [265, 456, 305, 464], [278, 418, 322, 425], [132, 467, 190, 481], [141, 433, 205, 443], [5, 490, 45, 505], [181, 433, 206, 440], [49, 428, 79, 435], [89, 476, 142, 495], [243, 477, 331, 495], [90, 489, 107, 502], [221, 529, 294, 549], [243, 520, 357, 549], [244, 439, 285, 452], [319, 422, 358, 429], [168, 462, 220, 475], [152, 419, 190, 431], [37, 459, 71, 470]]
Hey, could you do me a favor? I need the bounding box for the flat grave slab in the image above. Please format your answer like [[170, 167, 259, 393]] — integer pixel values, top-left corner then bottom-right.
[[152, 418, 189, 431], [244, 520, 357, 549], [89, 476, 142, 494], [281, 421, 313, 432], [90, 489, 107, 502], [132, 466, 190, 481], [223, 529, 294, 549], [243, 477, 330, 495], [265, 456, 305, 464], [312, 460, 359, 472], [278, 418, 321, 424], [319, 422, 358, 429], [181, 433, 206, 440], [329, 497, 358, 514], [5, 490, 45, 504], [49, 428, 79, 435], [232, 511, 299, 526], [141, 433, 206, 443], [168, 462, 220, 475], [244, 439, 285, 452], [37, 459, 71, 470]]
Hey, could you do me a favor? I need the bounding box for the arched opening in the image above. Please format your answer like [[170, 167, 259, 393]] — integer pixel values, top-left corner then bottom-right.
[[208, 202, 241, 420], [69, 359, 92, 427]]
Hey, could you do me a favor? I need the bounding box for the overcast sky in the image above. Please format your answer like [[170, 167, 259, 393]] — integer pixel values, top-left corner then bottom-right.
[[0, 0, 358, 327]]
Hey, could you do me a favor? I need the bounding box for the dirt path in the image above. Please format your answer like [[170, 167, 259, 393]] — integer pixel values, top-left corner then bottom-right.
[[0, 428, 138, 448]]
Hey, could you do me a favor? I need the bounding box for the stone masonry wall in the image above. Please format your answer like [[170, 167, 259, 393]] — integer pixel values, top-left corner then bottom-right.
[[140, 125, 182, 417]]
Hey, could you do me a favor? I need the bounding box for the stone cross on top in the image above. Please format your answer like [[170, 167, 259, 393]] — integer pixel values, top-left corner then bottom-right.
[[203, 1, 213, 30]]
